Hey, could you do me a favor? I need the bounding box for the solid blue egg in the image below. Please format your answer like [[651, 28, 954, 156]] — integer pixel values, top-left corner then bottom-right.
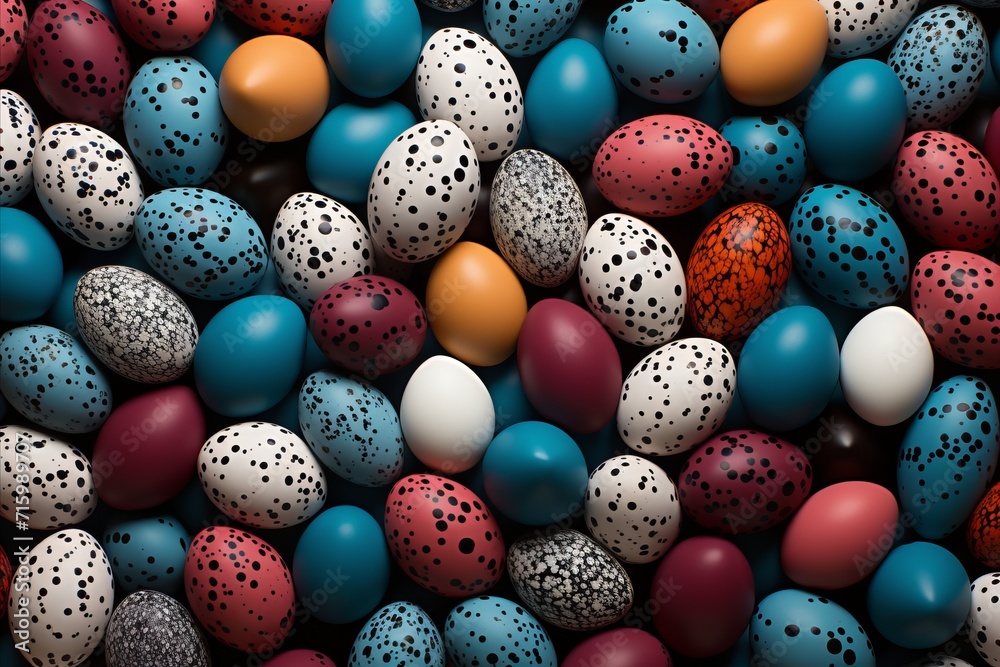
[[804, 60, 906, 181], [293, 505, 390, 624], [325, 0, 422, 98], [738, 306, 840, 431], [0, 208, 63, 322], [719, 115, 807, 205], [776, 271, 862, 346], [482, 420, 588, 525], [524, 37, 617, 162], [187, 11, 259, 82], [306, 101, 416, 203], [102, 515, 189, 595], [867, 541, 971, 649], [484, 0, 582, 58], [194, 295, 306, 416]]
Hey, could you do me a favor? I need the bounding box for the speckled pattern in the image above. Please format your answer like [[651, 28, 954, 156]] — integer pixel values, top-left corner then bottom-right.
[[421, 0, 474, 9], [444, 596, 557, 667], [349, 602, 445, 667], [105, 590, 210, 667], [820, 0, 919, 58], [484, 0, 581, 57], [968, 572, 1000, 664], [719, 115, 806, 205], [112, 0, 214, 50], [0, 89, 38, 205], [968, 482, 1000, 567], [220, 0, 329, 37], [0, 0, 27, 82]]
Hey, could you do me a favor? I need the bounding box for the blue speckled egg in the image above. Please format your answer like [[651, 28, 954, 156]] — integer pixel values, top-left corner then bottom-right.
[[0, 325, 112, 434], [444, 596, 557, 667], [102, 515, 189, 595], [898, 375, 999, 539], [124, 57, 228, 187], [349, 602, 445, 667], [484, 0, 582, 58], [104, 590, 210, 667], [787, 184, 909, 308], [719, 115, 807, 206], [134, 187, 268, 300]]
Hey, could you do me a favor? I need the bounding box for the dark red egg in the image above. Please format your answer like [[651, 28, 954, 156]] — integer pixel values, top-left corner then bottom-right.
[[563, 628, 673, 667], [111, 0, 214, 51], [0, 548, 11, 620], [0, 0, 27, 83], [968, 481, 1000, 568], [220, 0, 331, 37]]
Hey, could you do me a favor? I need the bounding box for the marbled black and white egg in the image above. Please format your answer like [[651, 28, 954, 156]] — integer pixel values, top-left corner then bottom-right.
[[198, 421, 327, 529], [0, 89, 39, 205], [8, 529, 114, 667], [104, 590, 210, 667], [484, 0, 582, 58], [585, 455, 682, 564], [819, 0, 918, 58], [422, 0, 475, 9], [969, 572, 1000, 665], [617, 337, 735, 456], [444, 596, 557, 667], [578, 213, 686, 346], [415, 28, 523, 162], [507, 529, 633, 631], [887, 5, 988, 130], [349, 602, 445, 667], [74, 265, 199, 384], [368, 119, 480, 263], [0, 425, 97, 530], [271, 192, 374, 309], [32, 122, 142, 250], [490, 149, 587, 288]]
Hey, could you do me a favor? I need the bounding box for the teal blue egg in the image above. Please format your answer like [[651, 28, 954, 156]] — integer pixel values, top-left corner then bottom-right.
[[194, 295, 306, 417], [349, 602, 444, 667], [444, 596, 556, 667], [484, 0, 582, 58], [102, 515, 189, 595], [186, 11, 259, 82], [867, 541, 970, 649], [0, 208, 63, 322], [525, 37, 618, 162], [719, 115, 807, 206], [775, 271, 862, 347], [306, 101, 416, 203]]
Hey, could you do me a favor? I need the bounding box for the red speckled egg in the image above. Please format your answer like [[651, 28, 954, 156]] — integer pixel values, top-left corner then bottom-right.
[[262, 649, 337, 667], [686, 0, 757, 22], [184, 526, 295, 653], [678, 430, 812, 534], [910, 250, 1000, 369], [309, 275, 427, 378], [384, 474, 505, 597], [685, 203, 792, 340], [968, 481, 1000, 567], [592, 114, 733, 218], [111, 0, 214, 51], [221, 0, 330, 37], [562, 628, 673, 667], [26, 0, 131, 126], [0, 548, 10, 620], [893, 130, 1000, 251], [0, 0, 27, 82]]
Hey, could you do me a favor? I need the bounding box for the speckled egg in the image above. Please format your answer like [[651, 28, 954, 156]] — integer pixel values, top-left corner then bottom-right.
[[184, 526, 295, 653], [0, 325, 112, 434], [718, 115, 807, 206], [893, 130, 999, 251], [585, 455, 682, 564], [0, 425, 97, 530], [349, 602, 445, 667], [686, 202, 792, 340], [819, 0, 918, 58], [485, 0, 581, 58], [33, 122, 142, 250], [198, 421, 327, 529], [968, 572, 1000, 665], [74, 265, 199, 384], [444, 596, 557, 667], [223, 0, 329, 36], [112, 0, 214, 50], [0, 89, 38, 205], [134, 187, 268, 299], [507, 529, 633, 631], [271, 192, 375, 309], [415, 28, 523, 161], [968, 482, 1000, 567], [101, 515, 189, 594], [592, 114, 733, 217], [0, 0, 27, 82], [104, 590, 210, 667], [368, 119, 480, 262], [887, 5, 988, 130], [490, 149, 587, 288], [618, 337, 735, 456], [384, 474, 505, 597], [578, 213, 686, 346]]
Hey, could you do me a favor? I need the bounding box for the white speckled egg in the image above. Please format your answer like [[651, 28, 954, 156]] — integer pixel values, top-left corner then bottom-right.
[[1, 89, 39, 205], [368, 120, 481, 263], [197, 421, 327, 529], [0, 425, 97, 530], [578, 213, 686, 346], [104, 590, 210, 667], [32, 122, 143, 250], [490, 149, 587, 288], [969, 572, 1000, 665], [415, 28, 523, 162], [74, 265, 198, 384], [271, 192, 375, 309], [618, 337, 735, 456], [819, 0, 918, 58]]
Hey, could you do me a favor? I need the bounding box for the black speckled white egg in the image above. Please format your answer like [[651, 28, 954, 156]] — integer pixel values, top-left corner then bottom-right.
[[490, 149, 587, 288], [507, 529, 634, 631], [74, 265, 199, 384], [349, 602, 445, 667], [819, 0, 918, 58], [0, 89, 39, 206], [968, 572, 1000, 665], [578, 213, 686, 346], [32, 122, 143, 250], [0, 425, 97, 530], [104, 590, 210, 667], [416, 28, 523, 162]]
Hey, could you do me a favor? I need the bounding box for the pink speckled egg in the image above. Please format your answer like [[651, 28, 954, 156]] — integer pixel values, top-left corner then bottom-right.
[[112, 0, 214, 51], [0, 0, 27, 82]]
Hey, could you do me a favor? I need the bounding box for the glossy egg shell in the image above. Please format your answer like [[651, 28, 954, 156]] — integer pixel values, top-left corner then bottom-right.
[[968, 481, 1000, 567], [102, 514, 189, 595], [562, 628, 672, 667], [0, 0, 27, 82], [112, 0, 214, 50], [718, 115, 807, 206], [104, 590, 210, 667], [349, 602, 445, 667], [0, 89, 39, 206], [444, 596, 556, 667], [0, 208, 62, 322], [264, 650, 336, 667], [484, 0, 580, 57], [968, 572, 1000, 665], [221, 0, 329, 37], [819, 0, 918, 58]]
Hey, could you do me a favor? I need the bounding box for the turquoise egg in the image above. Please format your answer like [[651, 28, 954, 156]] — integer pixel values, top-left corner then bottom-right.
[[102, 515, 189, 595], [719, 116, 807, 206], [484, 0, 582, 57], [0, 208, 63, 321], [444, 596, 556, 667], [194, 295, 306, 417]]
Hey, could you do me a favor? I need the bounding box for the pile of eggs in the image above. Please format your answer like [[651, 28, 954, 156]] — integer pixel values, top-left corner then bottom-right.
[[1, 0, 999, 664]]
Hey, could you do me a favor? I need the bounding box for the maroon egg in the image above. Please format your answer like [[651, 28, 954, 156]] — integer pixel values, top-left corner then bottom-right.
[[26, 0, 131, 126], [220, 0, 330, 37], [309, 275, 427, 378], [0, 0, 27, 83], [92, 385, 206, 510], [111, 0, 214, 51], [262, 649, 337, 667], [678, 430, 812, 534], [562, 628, 673, 667], [651, 536, 754, 658], [517, 298, 622, 434]]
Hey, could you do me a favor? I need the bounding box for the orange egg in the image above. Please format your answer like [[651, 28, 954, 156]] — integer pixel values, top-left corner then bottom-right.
[[219, 35, 330, 142], [720, 0, 828, 106], [968, 482, 1000, 568], [426, 242, 527, 367]]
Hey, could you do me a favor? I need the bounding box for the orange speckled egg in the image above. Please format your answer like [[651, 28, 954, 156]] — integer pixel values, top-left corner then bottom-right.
[[219, 35, 330, 142], [426, 242, 527, 367], [968, 482, 1000, 567], [721, 0, 829, 106], [685, 203, 792, 339]]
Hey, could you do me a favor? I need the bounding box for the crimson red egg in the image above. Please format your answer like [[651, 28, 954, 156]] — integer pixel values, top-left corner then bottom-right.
[[0, 0, 27, 83], [562, 628, 673, 667], [262, 649, 337, 667], [220, 0, 331, 36], [0, 548, 11, 620], [111, 0, 214, 51]]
